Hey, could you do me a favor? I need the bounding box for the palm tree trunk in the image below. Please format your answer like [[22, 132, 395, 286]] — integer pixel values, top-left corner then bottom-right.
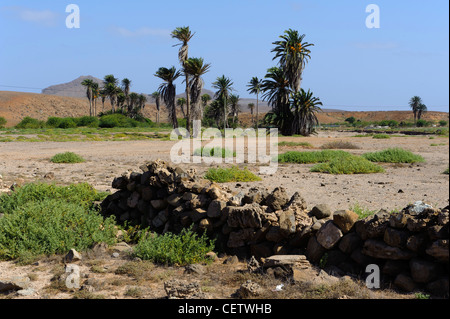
[[256, 93, 259, 128], [185, 74, 191, 134]]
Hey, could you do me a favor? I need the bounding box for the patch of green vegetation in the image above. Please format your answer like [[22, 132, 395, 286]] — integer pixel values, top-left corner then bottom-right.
[[50, 152, 86, 163], [278, 141, 314, 148], [15, 117, 45, 129], [133, 226, 215, 266], [278, 150, 351, 164], [0, 117, 6, 128], [349, 203, 377, 219], [310, 154, 385, 174], [430, 143, 447, 146], [0, 183, 116, 262], [372, 134, 391, 139], [362, 148, 425, 163], [194, 146, 236, 158], [444, 167, 449, 175], [204, 166, 262, 183]]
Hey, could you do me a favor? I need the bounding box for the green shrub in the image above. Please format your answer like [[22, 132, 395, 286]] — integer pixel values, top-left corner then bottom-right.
[[16, 117, 45, 129], [133, 227, 215, 266], [416, 119, 429, 127], [439, 120, 448, 127], [46, 117, 63, 128], [278, 150, 351, 164], [349, 203, 377, 219], [99, 114, 134, 128], [372, 134, 391, 139], [0, 182, 108, 214], [444, 167, 449, 175], [0, 199, 117, 261], [194, 146, 236, 158], [204, 166, 262, 183], [0, 116, 7, 128], [362, 148, 425, 163], [310, 154, 385, 174], [50, 152, 85, 163], [58, 117, 78, 129], [77, 116, 99, 128], [278, 141, 313, 148]]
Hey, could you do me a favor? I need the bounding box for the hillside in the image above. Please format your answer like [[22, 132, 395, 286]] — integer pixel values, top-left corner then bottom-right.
[[0, 90, 448, 128]]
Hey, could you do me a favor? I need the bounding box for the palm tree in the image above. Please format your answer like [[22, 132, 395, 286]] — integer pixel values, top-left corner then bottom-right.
[[229, 94, 241, 125], [212, 75, 234, 129], [152, 91, 161, 124], [138, 94, 147, 110], [247, 77, 262, 127], [103, 75, 119, 113], [201, 94, 211, 107], [121, 78, 131, 106], [171, 26, 195, 133], [91, 82, 99, 116], [128, 92, 139, 114], [417, 103, 427, 121], [155, 66, 181, 129], [81, 79, 94, 116], [248, 103, 255, 123], [184, 57, 211, 136], [290, 89, 322, 136], [272, 29, 313, 93], [177, 97, 186, 118], [261, 67, 292, 135], [409, 96, 422, 124]]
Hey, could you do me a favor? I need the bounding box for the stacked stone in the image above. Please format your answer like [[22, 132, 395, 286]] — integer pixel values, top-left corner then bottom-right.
[[304, 202, 449, 296]]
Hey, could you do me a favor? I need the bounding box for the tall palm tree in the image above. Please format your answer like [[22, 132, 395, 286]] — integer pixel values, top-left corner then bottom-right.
[[81, 79, 94, 116], [103, 75, 119, 113], [121, 78, 131, 106], [91, 82, 99, 116], [261, 67, 292, 135], [184, 57, 211, 136], [152, 91, 161, 124], [409, 96, 422, 124], [272, 29, 313, 93], [247, 77, 262, 127], [138, 94, 147, 110], [229, 94, 240, 125], [417, 103, 427, 122], [177, 97, 186, 118], [155, 66, 181, 129], [212, 75, 234, 129], [171, 26, 195, 133], [248, 103, 255, 124], [290, 89, 322, 136], [128, 92, 139, 114]]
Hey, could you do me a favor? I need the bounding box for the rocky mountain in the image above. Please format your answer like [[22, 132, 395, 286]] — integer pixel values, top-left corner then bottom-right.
[[41, 75, 104, 98]]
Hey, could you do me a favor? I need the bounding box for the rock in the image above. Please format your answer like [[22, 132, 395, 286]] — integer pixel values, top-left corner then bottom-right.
[[265, 226, 284, 242], [0, 276, 30, 292], [164, 279, 208, 299], [228, 191, 245, 206], [227, 228, 256, 248], [362, 239, 415, 260], [355, 210, 390, 240], [278, 209, 297, 237], [167, 193, 183, 206], [382, 260, 409, 276], [263, 255, 311, 269], [406, 201, 434, 215], [389, 212, 408, 229], [383, 227, 409, 248], [184, 264, 206, 275], [150, 199, 167, 211], [394, 273, 417, 292], [226, 204, 263, 228], [247, 256, 261, 273], [425, 240, 449, 262], [207, 200, 226, 218], [264, 187, 289, 211], [242, 187, 266, 205], [223, 255, 239, 264], [316, 221, 343, 249], [64, 249, 82, 263], [43, 172, 55, 180], [284, 192, 307, 212], [235, 280, 263, 298], [306, 236, 326, 263], [198, 218, 213, 232], [333, 210, 359, 233], [112, 242, 133, 253], [111, 252, 120, 258], [338, 232, 362, 254], [406, 233, 427, 253], [410, 258, 443, 283], [189, 208, 207, 222], [310, 204, 333, 219], [427, 225, 448, 240], [17, 288, 36, 296], [426, 277, 449, 297]]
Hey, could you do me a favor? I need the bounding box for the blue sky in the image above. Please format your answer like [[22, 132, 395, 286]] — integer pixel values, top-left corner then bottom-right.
[[0, 0, 448, 112]]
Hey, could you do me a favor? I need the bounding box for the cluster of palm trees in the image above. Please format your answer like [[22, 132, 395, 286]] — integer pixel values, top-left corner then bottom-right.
[[409, 96, 427, 124], [81, 75, 147, 119], [248, 29, 323, 136]]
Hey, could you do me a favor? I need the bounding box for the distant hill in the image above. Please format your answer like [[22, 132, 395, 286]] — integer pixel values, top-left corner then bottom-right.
[[42, 75, 104, 98]]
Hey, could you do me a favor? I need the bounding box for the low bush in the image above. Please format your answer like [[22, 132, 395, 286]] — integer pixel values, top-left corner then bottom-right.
[[320, 140, 360, 149], [50, 152, 85, 163], [372, 134, 391, 139], [278, 150, 351, 164], [133, 226, 215, 266], [204, 166, 261, 183], [310, 154, 385, 174], [362, 148, 425, 163], [194, 146, 236, 158], [0, 116, 7, 128], [278, 141, 313, 148], [77, 116, 99, 128], [15, 117, 45, 129]]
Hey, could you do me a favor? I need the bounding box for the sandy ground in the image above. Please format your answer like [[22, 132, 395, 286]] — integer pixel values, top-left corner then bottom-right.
[[1, 131, 448, 213]]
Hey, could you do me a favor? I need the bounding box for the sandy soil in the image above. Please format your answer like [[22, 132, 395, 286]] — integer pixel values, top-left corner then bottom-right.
[[1, 131, 448, 213]]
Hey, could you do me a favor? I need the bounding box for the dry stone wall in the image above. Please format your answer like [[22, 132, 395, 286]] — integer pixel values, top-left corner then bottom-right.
[[100, 160, 449, 297]]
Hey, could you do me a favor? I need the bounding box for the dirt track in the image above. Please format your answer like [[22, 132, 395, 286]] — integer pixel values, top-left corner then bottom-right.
[[1, 131, 448, 213]]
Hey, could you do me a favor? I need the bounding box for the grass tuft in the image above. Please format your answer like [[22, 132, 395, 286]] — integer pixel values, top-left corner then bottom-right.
[[320, 140, 360, 149], [277, 150, 351, 164], [310, 154, 385, 174], [194, 146, 236, 158], [278, 141, 313, 148], [50, 152, 85, 163], [362, 148, 425, 163], [204, 166, 261, 183]]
